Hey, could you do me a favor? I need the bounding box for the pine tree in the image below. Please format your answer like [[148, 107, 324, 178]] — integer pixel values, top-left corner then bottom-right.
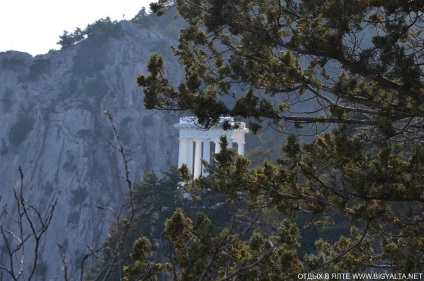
[[131, 0, 424, 278]]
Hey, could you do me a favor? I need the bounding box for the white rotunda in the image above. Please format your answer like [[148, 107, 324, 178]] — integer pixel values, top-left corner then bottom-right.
[[174, 117, 249, 179]]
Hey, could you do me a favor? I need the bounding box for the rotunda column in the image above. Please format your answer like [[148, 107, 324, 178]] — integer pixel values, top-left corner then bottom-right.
[[214, 139, 221, 154], [202, 139, 210, 176], [193, 139, 203, 179], [178, 138, 187, 167], [237, 141, 245, 156], [186, 138, 194, 174]]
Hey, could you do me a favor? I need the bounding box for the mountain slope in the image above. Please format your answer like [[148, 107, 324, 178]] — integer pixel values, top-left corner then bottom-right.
[[0, 20, 182, 280]]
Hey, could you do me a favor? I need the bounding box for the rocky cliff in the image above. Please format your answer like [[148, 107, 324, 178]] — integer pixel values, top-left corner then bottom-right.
[[0, 20, 183, 280]]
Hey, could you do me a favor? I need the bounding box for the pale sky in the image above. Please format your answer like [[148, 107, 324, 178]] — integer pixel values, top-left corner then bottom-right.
[[0, 0, 152, 56]]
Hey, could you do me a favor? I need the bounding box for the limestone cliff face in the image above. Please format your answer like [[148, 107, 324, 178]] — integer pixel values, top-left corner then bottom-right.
[[0, 21, 182, 280]]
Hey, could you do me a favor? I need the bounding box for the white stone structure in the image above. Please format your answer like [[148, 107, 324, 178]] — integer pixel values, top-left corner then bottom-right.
[[175, 117, 249, 179]]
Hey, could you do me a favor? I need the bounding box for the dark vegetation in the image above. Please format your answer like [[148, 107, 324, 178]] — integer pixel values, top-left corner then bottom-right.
[[131, 0, 424, 279], [57, 17, 123, 49], [2, 1, 423, 280], [131, 7, 183, 40], [57, 7, 180, 51]]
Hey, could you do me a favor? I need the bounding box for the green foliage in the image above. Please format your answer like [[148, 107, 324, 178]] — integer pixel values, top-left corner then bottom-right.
[[8, 117, 34, 149], [85, 17, 122, 39], [57, 17, 122, 49], [61, 19, 123, 78], [126, 168, 231, 239], [141, 0, 423, 136], [131, 6, 183, 40], [57, 29, 85, 48], [125, 141, 414, 274], [124, 210, 297, 280], [130, 169, 182, 239], [125, 132, 424, 278], [132, 0, 424, 278], [123, 237, 161, 281]]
